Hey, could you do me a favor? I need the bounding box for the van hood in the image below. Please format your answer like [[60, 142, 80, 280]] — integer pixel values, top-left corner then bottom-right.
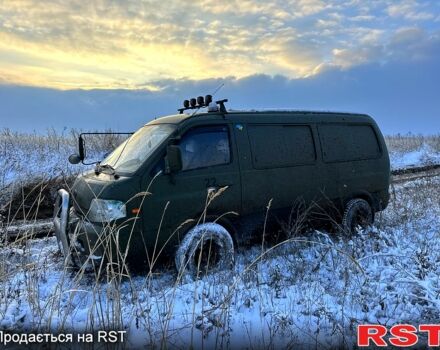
[[70, 170, 139, 215]]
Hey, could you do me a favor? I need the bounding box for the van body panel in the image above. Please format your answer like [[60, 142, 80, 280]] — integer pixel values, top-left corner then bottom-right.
[[140, 120, 242, 254], [71, 171, 140, 215], [231, 117, 324, 215], [316, 118, 390, 210]]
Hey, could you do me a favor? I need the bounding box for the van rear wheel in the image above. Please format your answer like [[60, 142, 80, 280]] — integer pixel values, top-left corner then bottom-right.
[[342, 198, 373, 234], [175, 223, 234, 277]]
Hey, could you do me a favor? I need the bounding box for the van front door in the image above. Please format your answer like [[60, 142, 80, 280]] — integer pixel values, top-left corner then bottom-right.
[[142, 123, 241, 255]]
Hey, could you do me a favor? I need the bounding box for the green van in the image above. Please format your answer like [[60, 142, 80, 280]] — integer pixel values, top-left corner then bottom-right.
[[54, 97, 390, 274]]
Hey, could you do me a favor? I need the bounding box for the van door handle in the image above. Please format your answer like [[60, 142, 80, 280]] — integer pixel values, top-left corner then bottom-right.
[[207, 187, 218, 196], [207, 184, 232, 196]]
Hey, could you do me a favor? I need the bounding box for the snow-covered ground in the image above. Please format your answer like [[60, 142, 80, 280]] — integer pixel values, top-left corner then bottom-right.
[[389, 143, 440, 170], [1, 173, 439, 349], [0, 130, 124, 191], [1, 132, 440, 348]]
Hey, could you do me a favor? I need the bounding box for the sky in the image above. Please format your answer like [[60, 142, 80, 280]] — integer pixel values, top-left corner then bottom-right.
[[0, 0, 439, 134]]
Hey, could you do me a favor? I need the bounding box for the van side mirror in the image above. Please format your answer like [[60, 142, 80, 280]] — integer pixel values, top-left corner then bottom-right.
[[78, 135, 85, 161], [68, 154, 82, 164], [165, 145, 182, 174], [68, 135, 86, 165]]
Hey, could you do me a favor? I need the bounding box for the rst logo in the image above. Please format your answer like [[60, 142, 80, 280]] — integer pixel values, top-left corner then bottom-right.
[[358, 324, 440, 347]]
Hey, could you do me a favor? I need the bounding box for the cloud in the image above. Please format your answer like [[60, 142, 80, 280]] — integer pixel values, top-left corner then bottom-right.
[[387, 0, 434, 21], [387, 27, 440, 61], [329, 25, 440, 69], [1, 51, 439, 134], [0, 0, 438, 89]]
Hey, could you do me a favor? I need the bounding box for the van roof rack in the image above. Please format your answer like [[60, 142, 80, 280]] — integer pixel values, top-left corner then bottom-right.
[[178, 95, 228, 114]]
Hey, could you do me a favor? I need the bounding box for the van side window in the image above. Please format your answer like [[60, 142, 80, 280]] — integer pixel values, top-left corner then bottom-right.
[[319, 124, 381, 162], [248, 125, 316, 169], [179, 126, 231, 171]]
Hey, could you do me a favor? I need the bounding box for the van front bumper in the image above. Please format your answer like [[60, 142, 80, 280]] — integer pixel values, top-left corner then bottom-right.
[[53, 189, 105, 268]]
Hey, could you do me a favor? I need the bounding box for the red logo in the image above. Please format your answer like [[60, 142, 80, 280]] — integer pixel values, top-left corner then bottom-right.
[[358, 324, 440, 347]]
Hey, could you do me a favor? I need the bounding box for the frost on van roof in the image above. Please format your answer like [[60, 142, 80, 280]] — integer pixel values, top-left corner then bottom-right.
[[227, 108, 365, 115], [168, 108, 366, 118]]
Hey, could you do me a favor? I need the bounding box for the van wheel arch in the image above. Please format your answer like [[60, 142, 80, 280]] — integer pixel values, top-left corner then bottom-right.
[[204, 214, 238, 245], [175, 214, 238, 246], [346, 192, 376, 216]]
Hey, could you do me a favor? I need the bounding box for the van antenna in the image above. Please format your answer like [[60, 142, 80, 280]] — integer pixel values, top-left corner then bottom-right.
[[211, 82, 224, 97]]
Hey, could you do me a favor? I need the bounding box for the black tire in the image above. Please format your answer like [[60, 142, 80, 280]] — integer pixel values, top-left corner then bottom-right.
[[175, 223, 234, 277], [342, 198, 373, 234]]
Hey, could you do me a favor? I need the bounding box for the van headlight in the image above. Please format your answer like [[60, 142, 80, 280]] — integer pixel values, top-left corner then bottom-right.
[[88, 199, 126, 222]]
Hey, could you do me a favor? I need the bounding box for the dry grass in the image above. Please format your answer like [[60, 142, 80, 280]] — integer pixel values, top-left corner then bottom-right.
[[1, 128, 438, 192], [1, 130, 440, 348], [385, 134, 440, 153], [1, 130, 439, 221], [0, 128, 128, 190], [0, 129, 130, 220], [0, 172, 439, 348]]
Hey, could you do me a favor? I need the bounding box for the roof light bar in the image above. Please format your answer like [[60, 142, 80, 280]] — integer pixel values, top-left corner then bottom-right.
[[178, 94, 227, 114]]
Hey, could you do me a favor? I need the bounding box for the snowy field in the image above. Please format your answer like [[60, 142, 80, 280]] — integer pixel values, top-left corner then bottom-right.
[[0, 170, 439, 348], [0, 131, 440, 348], [387, 135, 440, 170], [0, 129, 128, 191], [0, 130, 439, 191]]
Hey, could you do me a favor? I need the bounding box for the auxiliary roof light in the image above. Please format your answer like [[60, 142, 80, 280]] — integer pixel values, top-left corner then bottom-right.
[[177, 94, 227, 114]]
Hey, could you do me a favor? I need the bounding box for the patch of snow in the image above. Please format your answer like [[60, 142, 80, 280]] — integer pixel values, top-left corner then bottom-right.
[[390, 143, 440, 170]]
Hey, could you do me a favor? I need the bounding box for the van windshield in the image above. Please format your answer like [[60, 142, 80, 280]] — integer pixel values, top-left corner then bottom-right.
[[101, 124, 175, 174]]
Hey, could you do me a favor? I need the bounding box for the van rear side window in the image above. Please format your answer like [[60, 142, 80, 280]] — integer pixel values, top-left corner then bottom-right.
[[248, 124, 316, 169], [319, 124, 381, 162]]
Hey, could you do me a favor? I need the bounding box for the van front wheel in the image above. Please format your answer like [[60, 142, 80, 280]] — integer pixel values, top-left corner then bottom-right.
[[175, 223, 234, 277], [342, 198, 373, 234]]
